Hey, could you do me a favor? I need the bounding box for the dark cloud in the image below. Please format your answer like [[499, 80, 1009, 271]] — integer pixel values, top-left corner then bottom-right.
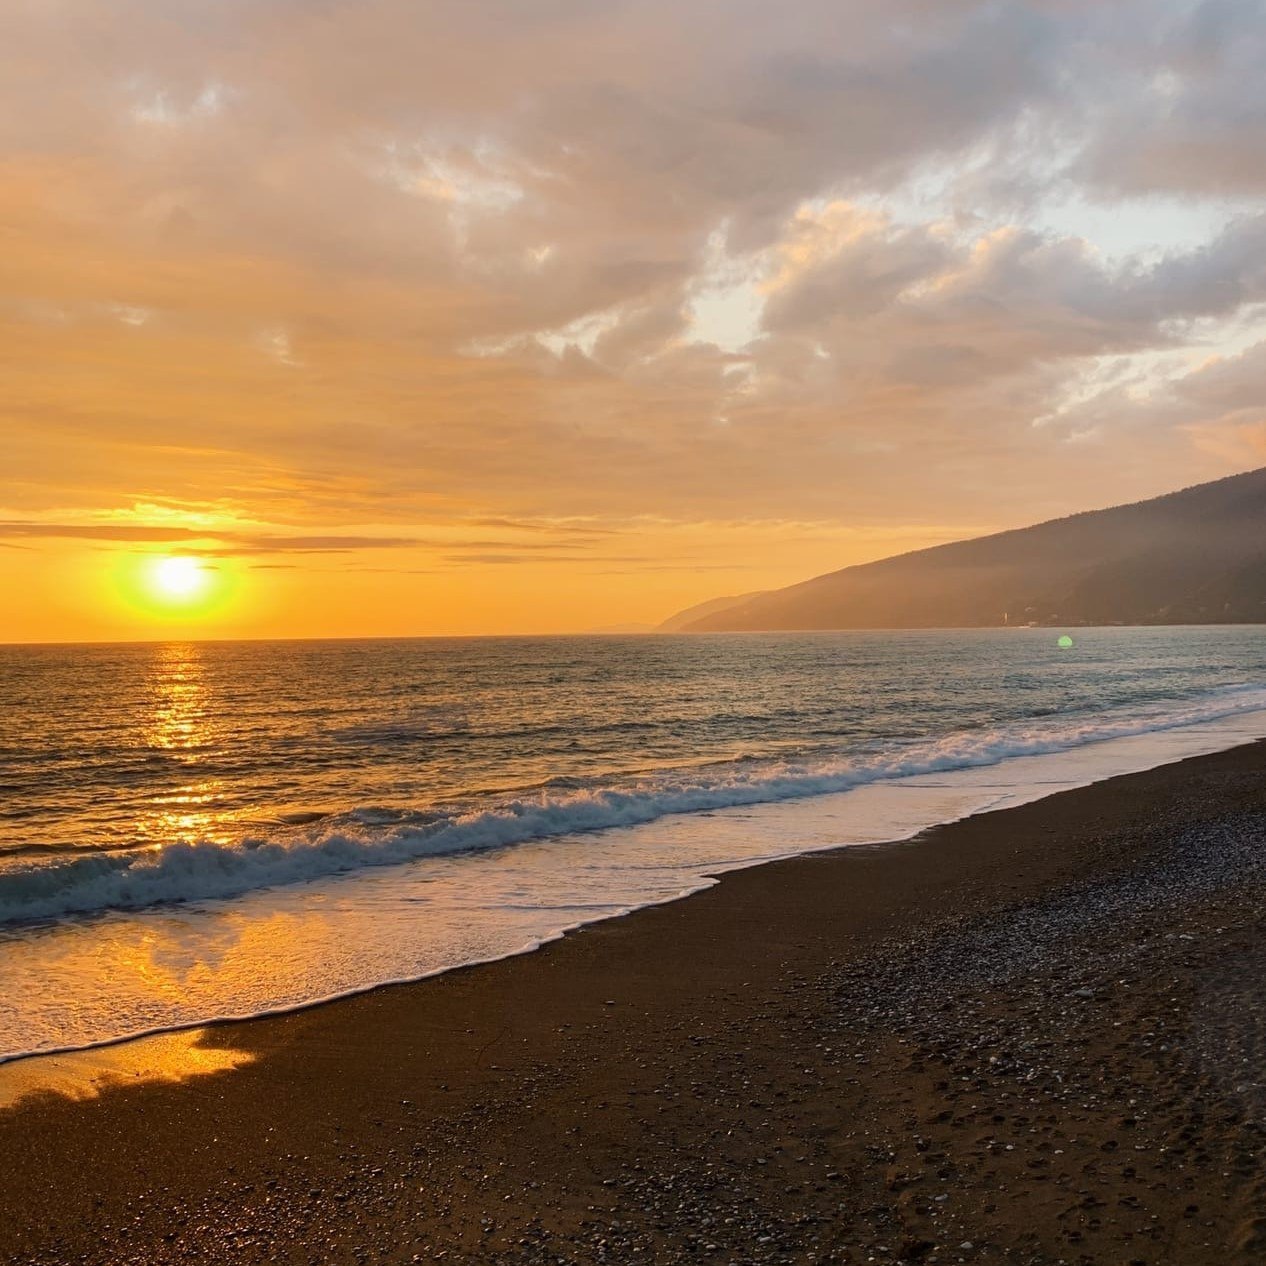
[[465, 517, 617, 535], [0, 523, 421, 552], [220, 535, 422, 554], [0, 523, 213, 543]]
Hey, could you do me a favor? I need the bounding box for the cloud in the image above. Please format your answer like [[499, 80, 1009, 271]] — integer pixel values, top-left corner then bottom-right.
[[466, 517, 618, 535], [217, 535, 423, 555], [1075, 0, 1266, 198], [0, 522, 422, 553], [0, 519, 633, 566], [2, 0, 1266, 577], [0, 523, 212, 543]]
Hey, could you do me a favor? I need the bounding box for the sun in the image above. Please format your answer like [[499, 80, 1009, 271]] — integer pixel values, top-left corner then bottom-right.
[[149, 555, 211, 602], [110, 550, 240, 624]]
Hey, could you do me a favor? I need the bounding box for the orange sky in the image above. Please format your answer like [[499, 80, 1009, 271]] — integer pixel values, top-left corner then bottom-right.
[[3, 1, 1265, 641]]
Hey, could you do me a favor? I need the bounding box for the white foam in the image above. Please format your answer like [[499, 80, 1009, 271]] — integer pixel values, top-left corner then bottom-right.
[[1, 701, 1264, 1065], [3, 684, 1265, 927]]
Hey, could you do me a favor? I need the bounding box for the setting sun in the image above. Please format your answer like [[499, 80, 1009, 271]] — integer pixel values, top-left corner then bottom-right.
[[151, 556, 209, 601], [101, 551, 240, 629]]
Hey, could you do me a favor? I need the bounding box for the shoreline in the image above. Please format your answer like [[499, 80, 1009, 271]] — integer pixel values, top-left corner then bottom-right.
[[4, 740, 1266, 1262], [5, 701, 1266, 1065]]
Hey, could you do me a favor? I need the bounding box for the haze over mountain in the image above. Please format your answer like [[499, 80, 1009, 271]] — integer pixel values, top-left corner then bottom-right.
[[657, 592, 769, 633], [668, 469, 1266, 632]]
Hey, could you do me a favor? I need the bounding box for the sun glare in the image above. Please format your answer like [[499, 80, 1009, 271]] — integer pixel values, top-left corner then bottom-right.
[[153, 555, 208, 598], [105, 549, 243, 627], [108, 550, 241, 626]]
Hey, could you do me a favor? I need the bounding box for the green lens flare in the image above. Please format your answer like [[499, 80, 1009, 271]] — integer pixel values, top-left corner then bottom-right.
[[1057, 634, 1074, 649]]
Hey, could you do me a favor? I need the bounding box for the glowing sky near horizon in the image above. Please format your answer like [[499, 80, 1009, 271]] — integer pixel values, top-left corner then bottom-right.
[[3, 0, 1266, 640]]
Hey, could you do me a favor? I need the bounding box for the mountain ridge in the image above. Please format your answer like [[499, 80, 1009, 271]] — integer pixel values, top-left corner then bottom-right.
[[669, 468, 1266, 632]]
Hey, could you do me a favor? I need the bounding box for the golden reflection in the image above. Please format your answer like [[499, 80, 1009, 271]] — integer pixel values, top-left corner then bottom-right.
[[142, 644, 232, 844], [0, 1029, 255, 1111], [146, 642, 207, 752]]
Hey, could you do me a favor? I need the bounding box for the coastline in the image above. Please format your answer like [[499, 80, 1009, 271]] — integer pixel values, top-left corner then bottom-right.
[[6, 698, 1265, 1065], [4, 740, 1266, 1263]]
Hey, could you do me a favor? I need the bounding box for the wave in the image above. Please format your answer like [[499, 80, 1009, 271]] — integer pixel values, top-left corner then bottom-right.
[[2, 684, 1265, 927]]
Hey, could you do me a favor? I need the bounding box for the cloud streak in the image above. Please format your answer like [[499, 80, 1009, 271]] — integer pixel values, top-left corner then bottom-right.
[[0, 523, 421, 552]]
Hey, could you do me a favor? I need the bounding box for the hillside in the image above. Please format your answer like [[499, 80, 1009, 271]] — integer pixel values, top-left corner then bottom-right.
[[672, 468, 1266, 632], [657, 591, 767, 633]]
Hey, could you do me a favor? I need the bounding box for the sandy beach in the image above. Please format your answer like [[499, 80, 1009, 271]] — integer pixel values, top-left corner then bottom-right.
[[3, 740, 1266, 1265]]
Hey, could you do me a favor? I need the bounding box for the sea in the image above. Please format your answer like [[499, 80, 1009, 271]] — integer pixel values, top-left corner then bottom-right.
[[1, 627, 1265, 1063]]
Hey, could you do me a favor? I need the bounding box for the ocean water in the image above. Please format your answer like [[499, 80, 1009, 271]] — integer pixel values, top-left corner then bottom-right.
[[1, 627, 1264, 1061]]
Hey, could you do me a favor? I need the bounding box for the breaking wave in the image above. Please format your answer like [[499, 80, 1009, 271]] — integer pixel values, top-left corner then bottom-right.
[[3, 683, 1265, 927]]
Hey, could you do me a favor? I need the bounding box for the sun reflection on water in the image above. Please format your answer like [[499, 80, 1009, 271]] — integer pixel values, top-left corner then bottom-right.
[[141, 644, 234, 846], [145, 643, 208, 753]]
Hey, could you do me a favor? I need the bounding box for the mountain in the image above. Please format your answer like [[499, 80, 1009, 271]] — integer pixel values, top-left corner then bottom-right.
[[657, 591, 767, 632], [671, 468, 1266, 632]]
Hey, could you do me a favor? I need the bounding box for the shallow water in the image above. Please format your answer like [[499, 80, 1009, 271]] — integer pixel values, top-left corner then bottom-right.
[[1, 627, 1263, 1060]]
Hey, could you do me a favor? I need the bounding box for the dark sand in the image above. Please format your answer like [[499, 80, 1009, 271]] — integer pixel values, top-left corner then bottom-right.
[[3, 742, 1266, 1265]]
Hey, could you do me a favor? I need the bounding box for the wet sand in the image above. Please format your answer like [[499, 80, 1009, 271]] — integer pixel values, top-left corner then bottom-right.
[[3, 741, 1266, 1265]]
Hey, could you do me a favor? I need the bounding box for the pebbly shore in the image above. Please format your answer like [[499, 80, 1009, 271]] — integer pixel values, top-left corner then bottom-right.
[[2, 741, 1265, 1265]]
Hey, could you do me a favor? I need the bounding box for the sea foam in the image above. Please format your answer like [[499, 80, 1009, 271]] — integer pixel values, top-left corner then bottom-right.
[[4, 683, 1265, 927]]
